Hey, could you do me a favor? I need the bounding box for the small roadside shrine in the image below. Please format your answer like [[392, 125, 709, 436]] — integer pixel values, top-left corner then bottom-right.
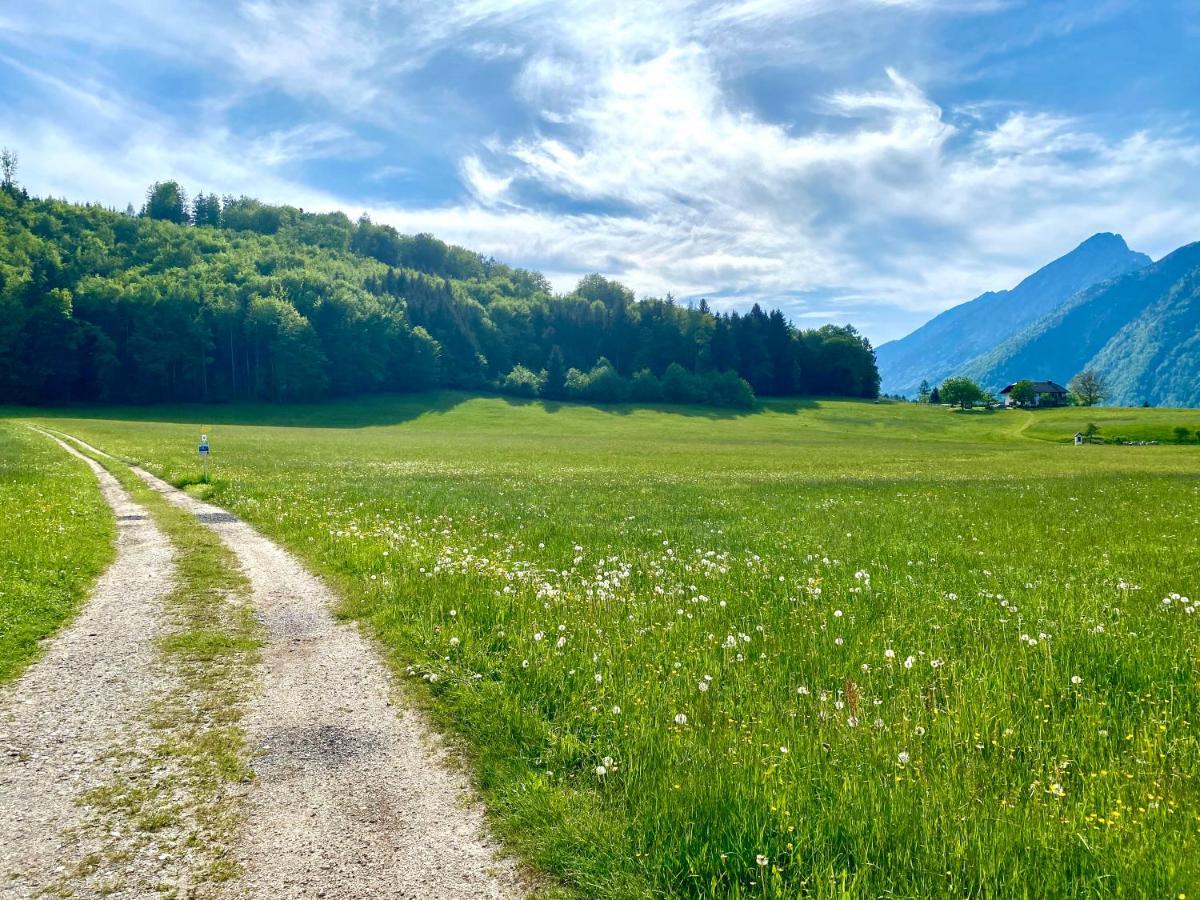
[[1074, 432, 1084, 445]]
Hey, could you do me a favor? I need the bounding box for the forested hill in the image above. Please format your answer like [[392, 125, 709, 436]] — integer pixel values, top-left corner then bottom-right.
[[0, 181, 879, 408]]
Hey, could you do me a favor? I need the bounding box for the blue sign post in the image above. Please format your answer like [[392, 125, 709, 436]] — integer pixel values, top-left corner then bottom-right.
[[199, 430, 210, 482]]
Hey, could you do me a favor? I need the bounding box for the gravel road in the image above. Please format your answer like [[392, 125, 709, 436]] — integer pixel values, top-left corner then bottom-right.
[[50, 434, 529, 899]]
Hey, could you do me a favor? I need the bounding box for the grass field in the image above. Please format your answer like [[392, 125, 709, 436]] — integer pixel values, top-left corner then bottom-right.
[[0, 424, 114, 684], [8, 394, 1200, 897]]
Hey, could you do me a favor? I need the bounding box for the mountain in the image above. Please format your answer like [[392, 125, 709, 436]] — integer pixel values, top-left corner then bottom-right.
[[876, 233, 1151, 396], [962, 241, 1200, 406]]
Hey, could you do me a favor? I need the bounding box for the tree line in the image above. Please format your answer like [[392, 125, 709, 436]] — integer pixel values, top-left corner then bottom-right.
[[0, 170, 880, 408]]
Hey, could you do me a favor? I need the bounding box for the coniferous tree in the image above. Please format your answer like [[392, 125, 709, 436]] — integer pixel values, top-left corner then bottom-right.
[[192, 192, 222, 228], [144, 181, 189, 224], [544, 345, 566, 399]]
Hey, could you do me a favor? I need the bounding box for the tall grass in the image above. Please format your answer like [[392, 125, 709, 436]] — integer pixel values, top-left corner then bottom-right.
[[27, 395, 1200, 897], [0, 424, 113, 684]]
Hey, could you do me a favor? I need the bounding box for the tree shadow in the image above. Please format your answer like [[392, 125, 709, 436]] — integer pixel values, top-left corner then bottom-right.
[[4, 390, 835, 429], [512, 394, 825, 420], [2, 391, 469, 430], [948, 406, 1003, 416]]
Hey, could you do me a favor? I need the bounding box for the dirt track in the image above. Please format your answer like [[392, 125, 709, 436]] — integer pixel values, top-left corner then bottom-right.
[[44, 434, 529, 899]]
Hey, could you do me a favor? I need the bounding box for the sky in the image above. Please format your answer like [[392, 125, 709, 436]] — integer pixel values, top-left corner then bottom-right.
[[2, 0, 1199, 344]]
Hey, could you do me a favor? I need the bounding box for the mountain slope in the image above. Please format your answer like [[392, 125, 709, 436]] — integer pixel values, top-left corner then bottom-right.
[[1070, 259, 1200, 406], [961, 241, 1200, 403], [876, 233, 1150, 396]]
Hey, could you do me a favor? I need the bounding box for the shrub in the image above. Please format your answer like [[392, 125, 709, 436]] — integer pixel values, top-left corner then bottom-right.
[[630, 368, 663, 402], [579, 358, 629, 403], [662, 363, 700, 404], [563, 368, 589, 400], [501, 364, 544, 398], [703, 370, 755, 409]]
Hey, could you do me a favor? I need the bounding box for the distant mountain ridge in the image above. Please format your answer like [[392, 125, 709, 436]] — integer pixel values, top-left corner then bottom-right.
[[876, 233, 1151, 396], [962, 241, 1200, 406]]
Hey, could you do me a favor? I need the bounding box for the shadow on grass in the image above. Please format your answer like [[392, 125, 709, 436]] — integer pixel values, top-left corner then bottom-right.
[[505, 394, 825, 421], [2, 390, 838, 430]]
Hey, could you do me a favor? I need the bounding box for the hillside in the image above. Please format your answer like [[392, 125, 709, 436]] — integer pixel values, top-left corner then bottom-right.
[[961, 241, 1200, 405], [876, 233, 1149, 396], [1084, 263, 1200, 406], [0, 183, 878, 407]]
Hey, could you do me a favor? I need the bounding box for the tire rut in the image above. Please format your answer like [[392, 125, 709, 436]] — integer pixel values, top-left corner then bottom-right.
[[0, 434, 178, 898]]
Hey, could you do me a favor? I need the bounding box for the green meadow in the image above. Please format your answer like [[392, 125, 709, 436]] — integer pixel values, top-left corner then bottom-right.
[[8, 394, 1200, 897], [0, 423, 114, 684]]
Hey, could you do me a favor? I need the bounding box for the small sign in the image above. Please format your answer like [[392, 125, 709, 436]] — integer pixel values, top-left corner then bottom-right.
[[199, 443, 210, 455], [199, 428, 210, 456]]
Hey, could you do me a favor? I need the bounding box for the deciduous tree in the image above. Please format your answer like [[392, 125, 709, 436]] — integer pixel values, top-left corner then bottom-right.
[[1069, 369, 1108, 407], [1009, 380, 1036, 407], [940, 376, 985, 409]]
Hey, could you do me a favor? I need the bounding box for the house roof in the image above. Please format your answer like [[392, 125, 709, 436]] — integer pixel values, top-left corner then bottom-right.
[[999, 380, 1068, 394]]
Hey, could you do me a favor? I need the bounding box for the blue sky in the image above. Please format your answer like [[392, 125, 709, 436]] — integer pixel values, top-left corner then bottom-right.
[[2, 0, 1199, 343]]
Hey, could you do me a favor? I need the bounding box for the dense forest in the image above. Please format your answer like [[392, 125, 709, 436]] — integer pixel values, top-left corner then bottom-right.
[[0, 174, 880, 408]]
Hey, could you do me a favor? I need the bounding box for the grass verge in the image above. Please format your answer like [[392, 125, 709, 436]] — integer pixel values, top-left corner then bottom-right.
[[0, 424, 114, 685]]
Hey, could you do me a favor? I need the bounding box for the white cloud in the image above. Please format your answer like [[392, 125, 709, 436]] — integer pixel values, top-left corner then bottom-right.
[[2, 0, 1199, 343], [460, 155, 513, 203]]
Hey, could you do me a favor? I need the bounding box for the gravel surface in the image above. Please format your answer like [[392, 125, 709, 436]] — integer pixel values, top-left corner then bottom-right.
[[112, 458, 531, 899], [0, 435, 178, 898]]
